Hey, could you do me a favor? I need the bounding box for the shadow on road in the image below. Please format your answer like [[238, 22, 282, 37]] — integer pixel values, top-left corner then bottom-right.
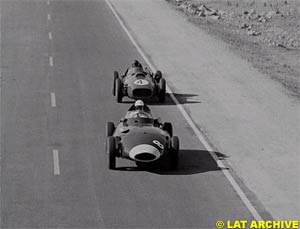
[[169, 93, 201, 105], [121, 93, 201, 105], [150, 149, 226, 175], [114, 150, 227, 175]]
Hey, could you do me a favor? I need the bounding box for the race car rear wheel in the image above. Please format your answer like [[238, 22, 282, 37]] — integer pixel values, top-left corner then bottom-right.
[[115, 78, 123, 103], [158, 78, 166, 102], [112, 71, 119, 96], [170, 136, 179, 170], [163, 122, 173, 137], [107, 136, 116, 170], [106, 122, 115, 137]]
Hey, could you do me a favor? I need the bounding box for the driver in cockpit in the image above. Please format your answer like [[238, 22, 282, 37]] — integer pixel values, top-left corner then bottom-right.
[[125, 100, 153, 119], [124, 60, 144, 76]]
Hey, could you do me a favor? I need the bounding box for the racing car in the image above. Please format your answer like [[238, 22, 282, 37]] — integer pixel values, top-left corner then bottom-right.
[[105, 100, 179, 170], [112, 60, 166, 103]]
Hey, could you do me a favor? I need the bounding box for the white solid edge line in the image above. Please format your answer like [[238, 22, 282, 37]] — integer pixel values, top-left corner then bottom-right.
[[53, 149, 60, 175], [49, 56, 53, 67], [48, 32, 52, 40], [105, 0, 262, 221], [50, 92, 56, 107]]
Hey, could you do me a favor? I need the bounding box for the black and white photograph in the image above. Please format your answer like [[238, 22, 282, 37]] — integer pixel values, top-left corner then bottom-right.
[[0, 0, 299, 228]]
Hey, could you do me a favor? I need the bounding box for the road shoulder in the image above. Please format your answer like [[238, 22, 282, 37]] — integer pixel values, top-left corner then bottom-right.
[[109, 0, 299, 219]]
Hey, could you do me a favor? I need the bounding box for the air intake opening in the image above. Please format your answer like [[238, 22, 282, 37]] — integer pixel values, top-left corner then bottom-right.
[[135, 153, 156, 161], [132, 89, 152, 97]]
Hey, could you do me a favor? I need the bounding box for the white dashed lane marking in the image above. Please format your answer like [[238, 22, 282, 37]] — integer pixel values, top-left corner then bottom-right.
[[50, 92, 56, 107], [49, 56, 53, 67], [53, 150, 60, 175], [47, 2, 59, 176]]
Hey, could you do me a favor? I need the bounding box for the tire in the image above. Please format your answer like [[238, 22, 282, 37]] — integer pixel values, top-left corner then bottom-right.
[[112, 71, 119, 96], [115, 78, 123, 103], [106, 122, 115, 137], [170, 136, 179, 170], [158, 78, 166, 102], [163, 122, 173, 137], [154, 70, 162, 82], [107, 136, 116, 170]]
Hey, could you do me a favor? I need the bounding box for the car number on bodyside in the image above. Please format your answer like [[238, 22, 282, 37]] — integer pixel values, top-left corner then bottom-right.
[[153, 140, 164, 150]]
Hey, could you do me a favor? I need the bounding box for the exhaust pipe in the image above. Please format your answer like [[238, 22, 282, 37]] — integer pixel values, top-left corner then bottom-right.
[[129, 144, 161, 162]]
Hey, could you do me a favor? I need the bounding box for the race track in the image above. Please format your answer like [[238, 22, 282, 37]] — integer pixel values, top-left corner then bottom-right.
[[1, 0, 258, 228]]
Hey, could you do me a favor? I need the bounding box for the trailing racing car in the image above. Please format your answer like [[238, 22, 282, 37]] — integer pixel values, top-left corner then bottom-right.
[[106, 100, 179, 170], [112, 60, 166, 103]]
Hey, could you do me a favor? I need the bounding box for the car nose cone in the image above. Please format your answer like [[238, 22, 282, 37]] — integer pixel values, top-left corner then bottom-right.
[[129, 144, 161, 162]]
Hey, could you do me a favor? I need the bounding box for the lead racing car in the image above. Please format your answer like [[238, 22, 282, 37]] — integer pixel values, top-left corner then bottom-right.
[[112, 60, 166, 103], [106, 100, 179, 170]]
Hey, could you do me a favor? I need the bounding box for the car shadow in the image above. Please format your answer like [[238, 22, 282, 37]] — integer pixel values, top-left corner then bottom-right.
[[149, 149, 227, 175], [153, 93, 201, 105], [115, 150, 228, 175], [121, 93, 201, 105]]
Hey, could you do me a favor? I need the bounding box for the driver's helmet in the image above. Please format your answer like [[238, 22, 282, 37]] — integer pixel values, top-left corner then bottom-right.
[[132, 60, 142, 68], [134, 100, 144, 110]]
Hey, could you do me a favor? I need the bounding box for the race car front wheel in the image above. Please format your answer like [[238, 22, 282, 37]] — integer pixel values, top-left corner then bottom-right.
[[107, 136, 116, 170], [158, 78, 166, 102], [170, 136, 179, 170], [112, 71, 119, 96], [106, 122, 115, 137], [115, 78, 123, 103], [154, 70, 162, 83], [163, 122, 173, 137]]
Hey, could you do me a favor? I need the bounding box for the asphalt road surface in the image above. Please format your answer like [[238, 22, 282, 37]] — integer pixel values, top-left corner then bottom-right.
[[1, 0, 257, 228]]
